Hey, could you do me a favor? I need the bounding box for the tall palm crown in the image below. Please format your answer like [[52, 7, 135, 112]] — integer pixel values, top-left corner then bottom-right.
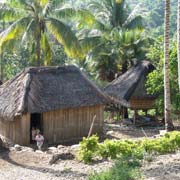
[[78, 0, 146, 81], [88, 0, 143, 30], [0, 0, 81, 66]]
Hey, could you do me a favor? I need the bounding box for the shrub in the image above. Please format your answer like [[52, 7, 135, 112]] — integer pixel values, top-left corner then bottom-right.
[[77, 135, 99, 163], [98, 140, 120, 159], [88, 156, 142, 180], [77, 131, 180, 163]]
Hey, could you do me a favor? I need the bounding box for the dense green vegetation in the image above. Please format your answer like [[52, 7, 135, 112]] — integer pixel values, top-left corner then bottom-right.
[[77, 131, 180, 163], [146, 38, 180, 114], [0, 0, 148, 82], [77, 131, 180, 179], [128, 0, 177, 36]]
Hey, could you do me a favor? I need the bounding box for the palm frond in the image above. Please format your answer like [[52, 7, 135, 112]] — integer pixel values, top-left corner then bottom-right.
[[123, 3, 144, 29], [6, 0, 31, 9], [40, 0, 49, 7], [79, 36, 101, 54], [43, 1, 52, 16], [40, 33, 52, 65], [0, 17, 32, 53], [124, 16, 144, 30], [55, 6, 96, 26], [22, 19, 36, 44], [0, 5, 23, 21], [46, 17, 82, 58]]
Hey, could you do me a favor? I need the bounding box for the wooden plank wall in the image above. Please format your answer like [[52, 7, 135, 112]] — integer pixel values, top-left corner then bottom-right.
[[129, 99, 155, 109], [43, 105, 104, 144], [0, 114, 30, 145]]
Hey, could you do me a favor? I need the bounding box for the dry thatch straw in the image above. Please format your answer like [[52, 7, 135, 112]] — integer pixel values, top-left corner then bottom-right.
[[104, 60, 156, 107], [0, 65, 109, 121]]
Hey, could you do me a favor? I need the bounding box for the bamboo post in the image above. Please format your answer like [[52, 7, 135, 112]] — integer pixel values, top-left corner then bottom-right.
[[88, 115, 96, 137]]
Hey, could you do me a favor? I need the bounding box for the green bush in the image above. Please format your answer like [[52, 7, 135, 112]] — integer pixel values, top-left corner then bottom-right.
[[77, 131, 180, 163], [98, 140, 120, 159], [98, 139, 144, 160], [141, 131, 180, 154], [88, 156, 142, 180], [77, 135, 99, 163]]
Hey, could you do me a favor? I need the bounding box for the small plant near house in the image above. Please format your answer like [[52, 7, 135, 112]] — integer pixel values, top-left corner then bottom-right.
[[77, 135, 99, 163], [88, 156, 142, 180], [140, 131, 180, 154], [98, 139, 144, 160]]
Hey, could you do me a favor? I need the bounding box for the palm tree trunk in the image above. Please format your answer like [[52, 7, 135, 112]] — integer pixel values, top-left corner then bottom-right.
[[36, 35, 41, 67], [0, 20, 5, 82], [178, 0, 180, 90], [164, 0, 174, 131]]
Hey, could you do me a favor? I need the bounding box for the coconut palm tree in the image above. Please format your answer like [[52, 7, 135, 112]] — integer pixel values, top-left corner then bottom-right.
[[86, 29, 147, 81], [0, 0, 81, 66], [76, 0, 146, 78], [0, 19, 5, 82], [164, 0, 174, 130], [88, 0, 143, 31]]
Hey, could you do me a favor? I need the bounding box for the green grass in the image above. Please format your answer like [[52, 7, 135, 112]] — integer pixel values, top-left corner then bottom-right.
[[88, 156, 142, 180]]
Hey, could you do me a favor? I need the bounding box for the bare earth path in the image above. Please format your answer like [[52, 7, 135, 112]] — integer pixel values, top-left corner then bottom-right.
[[0, 149, 112, 180], [142, 152, 180, 180]]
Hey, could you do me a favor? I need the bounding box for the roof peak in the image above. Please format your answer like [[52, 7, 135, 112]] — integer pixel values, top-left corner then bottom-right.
[[24, 65, 79, 74]]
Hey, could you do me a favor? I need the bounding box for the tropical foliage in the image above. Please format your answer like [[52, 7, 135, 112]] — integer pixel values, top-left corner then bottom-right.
[[74, 0, 148, 81], [0, 0, 81, 66], [128, 0, 178, 36], [146, 38, 180, 115], [78, 131, 180, 163]]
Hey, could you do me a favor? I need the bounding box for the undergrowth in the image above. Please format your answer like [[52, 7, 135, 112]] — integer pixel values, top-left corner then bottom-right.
[[77, 131, 180, 163], [88, 156, 142, 180], [77, 131, 180, 180]]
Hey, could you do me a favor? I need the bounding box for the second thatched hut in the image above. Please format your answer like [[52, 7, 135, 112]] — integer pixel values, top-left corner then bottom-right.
[[104, 60, 157, 118]]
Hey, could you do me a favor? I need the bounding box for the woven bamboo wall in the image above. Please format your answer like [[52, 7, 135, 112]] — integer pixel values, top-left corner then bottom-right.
[[0, 114, 30, 145], [129, 98, 155, 110], [43, 105, 104, 144]]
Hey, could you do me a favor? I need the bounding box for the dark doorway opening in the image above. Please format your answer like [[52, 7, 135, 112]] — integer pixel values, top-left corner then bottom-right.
[[30, 113, 43, 143]]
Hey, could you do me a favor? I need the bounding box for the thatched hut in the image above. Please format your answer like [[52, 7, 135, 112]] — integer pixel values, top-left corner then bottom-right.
[[104, 61, 156, 111], [0, 66, 108, 145]]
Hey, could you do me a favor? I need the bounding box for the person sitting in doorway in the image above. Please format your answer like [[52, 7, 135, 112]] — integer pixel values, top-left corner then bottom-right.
[[35, 132, 44, 151], [36, 128, 40, 134], [31, 127, 36, 143]]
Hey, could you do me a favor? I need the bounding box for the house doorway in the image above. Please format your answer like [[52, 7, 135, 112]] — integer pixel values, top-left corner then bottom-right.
[[30, 113, 43, 143]]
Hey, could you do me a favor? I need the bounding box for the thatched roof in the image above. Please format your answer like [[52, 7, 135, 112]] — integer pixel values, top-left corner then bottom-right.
[[0, 66, 108, 121], [104, 60, 156, 107]]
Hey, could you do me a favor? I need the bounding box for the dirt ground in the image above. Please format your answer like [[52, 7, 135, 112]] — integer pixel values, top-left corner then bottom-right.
[[0, 149, 113, 180], [142, 151, 180, 180], [0, 122, 180, 180]]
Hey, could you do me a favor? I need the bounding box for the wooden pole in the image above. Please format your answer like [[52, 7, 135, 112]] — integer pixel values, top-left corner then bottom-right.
[[88, 115, 96, 137]]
